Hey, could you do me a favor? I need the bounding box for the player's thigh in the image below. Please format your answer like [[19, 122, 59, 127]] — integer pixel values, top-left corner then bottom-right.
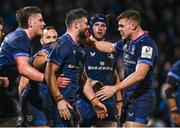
[[76, 98, 96, 126], [125, 95, 156, 125]]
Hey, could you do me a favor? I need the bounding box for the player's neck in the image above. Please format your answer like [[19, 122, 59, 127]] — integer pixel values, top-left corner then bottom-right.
[[66, 29, 79, 44], [130, 27, 144, 41], [23, 28, 36, 40]]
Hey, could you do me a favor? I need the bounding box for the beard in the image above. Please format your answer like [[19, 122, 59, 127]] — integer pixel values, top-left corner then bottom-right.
[[79, 29, 91, 45]]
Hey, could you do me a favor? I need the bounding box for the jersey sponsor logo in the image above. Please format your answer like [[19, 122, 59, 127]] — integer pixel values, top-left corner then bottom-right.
[[100, 61, 105, 66], [26, 114, 33, 122], [130, 45, 135, 55], [68, 64, 81, 70], [90, 52, 95, 57], [128, 112, 134, 117], [87, 66, 113, 71], [108, 53, 114, 59], [141, 46, 153, 59]]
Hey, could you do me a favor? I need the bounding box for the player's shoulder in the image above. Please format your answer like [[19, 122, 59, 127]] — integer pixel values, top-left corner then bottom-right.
[[171, 60, 180, 71], [140, 33, 156, 46]]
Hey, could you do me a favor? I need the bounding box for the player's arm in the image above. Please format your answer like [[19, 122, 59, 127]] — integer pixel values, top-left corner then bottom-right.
[[114, 60, 124, 117], [83, 77, 108, 119], [45, 61, 72, 120], [114, 70, 123, 118], [96, 63, 149, 100], [32, 50, 48, 69], [0, 77, 9, 88], [164, 76, 180, 125], [45, 62, 61, 99], [16, 56, 44, 82], [91, 40, 116, 53], [18, 76, 29, 95], [116, 63, 149, 91], [164, 76, 179, 113]]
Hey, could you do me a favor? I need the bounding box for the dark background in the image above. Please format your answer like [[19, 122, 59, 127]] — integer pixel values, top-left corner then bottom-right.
[[0, 0, 180, 126]]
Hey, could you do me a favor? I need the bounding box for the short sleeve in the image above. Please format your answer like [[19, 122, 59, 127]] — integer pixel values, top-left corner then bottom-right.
[[113, 40, 123, 60], [13, 37, 30, 59], [137, 39, 158, 67], [48, 39, 70, 67]]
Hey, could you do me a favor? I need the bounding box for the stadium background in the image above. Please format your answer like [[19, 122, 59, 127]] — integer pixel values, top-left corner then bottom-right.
[[0, 0, 180, 126]]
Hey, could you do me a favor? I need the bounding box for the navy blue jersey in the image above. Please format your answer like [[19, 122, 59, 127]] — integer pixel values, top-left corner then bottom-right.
[[167, 60, 180, 112], [0, 28, 30, 67], [0, 28, 29, 117], [30, 42, 55, 65], [48, 34, 85, 102], [85, 41, 123, 84], [29, 42, 56, 89], [114, 33, 158, 96], [0, 28, 30, 81], [84, 41, 123, 104]]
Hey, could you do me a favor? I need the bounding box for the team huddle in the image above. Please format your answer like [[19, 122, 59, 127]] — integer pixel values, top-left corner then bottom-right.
[[0, 6, 179, 127]]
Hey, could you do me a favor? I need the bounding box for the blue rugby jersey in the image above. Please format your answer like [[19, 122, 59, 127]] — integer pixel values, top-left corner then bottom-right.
[[114, 33, 158, 96], [0, 28, 30, 117], [0, 28, 30, 83], [48, 34, 85, 102], [167, 60, 180, 111], [29, 42, 56, 90], [0, 28, 30, 67], [84, 40, 123, 104]]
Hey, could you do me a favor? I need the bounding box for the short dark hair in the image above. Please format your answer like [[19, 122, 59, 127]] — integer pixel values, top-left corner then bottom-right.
[[0, 16, 3, 25], [16, 6, 42, 29], [117, 10, 141, 24], [65, 8, 88, 28]]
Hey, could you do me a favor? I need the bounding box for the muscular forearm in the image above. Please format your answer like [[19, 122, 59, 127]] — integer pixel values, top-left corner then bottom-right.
[[83, 79, 96, 100], [92, 41, 115, 53], [115, 71, 145, 91], [44, 63, 61, 100], [19, 76, 29, 95], [18, 64, 44, 82], [32, 56, 47, 69]]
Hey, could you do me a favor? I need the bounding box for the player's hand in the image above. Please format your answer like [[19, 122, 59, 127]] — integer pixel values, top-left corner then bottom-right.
[[171, 112, 180, 126], [96, 86, 116, 101], [91, 97, 108, 119], [57, 99, 73, 120], [56, 74, 71, 88], [0, 77, 9, 88]]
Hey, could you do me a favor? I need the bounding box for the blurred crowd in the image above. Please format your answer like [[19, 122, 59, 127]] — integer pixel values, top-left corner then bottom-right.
[[0, 0, 180, 126]]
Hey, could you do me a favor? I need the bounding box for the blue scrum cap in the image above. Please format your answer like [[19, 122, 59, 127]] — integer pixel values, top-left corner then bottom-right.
[[89, 14, 108, 30]]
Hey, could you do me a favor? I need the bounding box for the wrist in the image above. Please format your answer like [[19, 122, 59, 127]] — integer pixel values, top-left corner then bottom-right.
[[90, 97, 100, 107], [116, 100, 123, 103], [54, 94, 64, 103], [42, 74, 45, 82], [171, 109, 178, 114], [170, 106, 178, 113], [114, 85, 118, 93]]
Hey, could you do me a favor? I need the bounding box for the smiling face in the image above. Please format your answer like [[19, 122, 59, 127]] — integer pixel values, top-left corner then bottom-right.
[[92, 21, 107, 40], [28, 13, 46, 36], [118, 18, 134, 40], [41, 28, 58, 45]]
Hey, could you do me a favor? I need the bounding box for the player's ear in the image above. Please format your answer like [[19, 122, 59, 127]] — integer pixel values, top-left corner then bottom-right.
[[132, 21, 137, 30], [74, 22, 79, 29], [28, 18, 32, 28]]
